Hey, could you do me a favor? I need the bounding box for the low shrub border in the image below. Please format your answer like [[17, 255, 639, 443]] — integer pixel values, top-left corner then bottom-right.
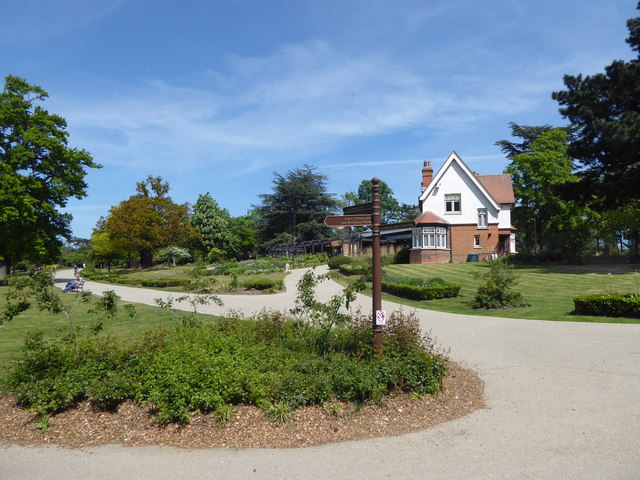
[[381, 281, 461, 301], [573, 293, 640, 318]]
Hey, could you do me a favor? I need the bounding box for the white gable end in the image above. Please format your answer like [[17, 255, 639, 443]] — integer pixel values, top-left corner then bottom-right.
[[419, 152, 505, 226]]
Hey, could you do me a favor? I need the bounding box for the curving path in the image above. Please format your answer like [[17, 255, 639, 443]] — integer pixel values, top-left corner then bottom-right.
[[2, 268, 639, 479]]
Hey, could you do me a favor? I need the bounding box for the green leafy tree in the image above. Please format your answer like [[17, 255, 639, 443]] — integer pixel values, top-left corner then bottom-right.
[[551, 3, 640, 209], [499, 127, 592, 252], [90, 230, 122, 271], [254, 165, 338, 248], [227, 215, 258, 260], [100, 176, 197, 267], [0, 75, 100, 274], [191, 193, 235, 260]]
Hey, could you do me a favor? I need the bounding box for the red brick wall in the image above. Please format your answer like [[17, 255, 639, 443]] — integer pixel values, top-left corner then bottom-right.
[[410, 223, 502, 263]]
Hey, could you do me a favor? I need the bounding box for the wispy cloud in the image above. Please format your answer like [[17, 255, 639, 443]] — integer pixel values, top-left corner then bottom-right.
[[59, 38, 574, 178], [0, 0, 123, 44]]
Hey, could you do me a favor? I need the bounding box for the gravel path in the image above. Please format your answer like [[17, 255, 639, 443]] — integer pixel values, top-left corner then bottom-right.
[[2, 267, 639, 479]]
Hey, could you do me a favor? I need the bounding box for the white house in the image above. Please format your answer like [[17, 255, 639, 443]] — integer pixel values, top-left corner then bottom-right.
[[411, 151, 516, 263]]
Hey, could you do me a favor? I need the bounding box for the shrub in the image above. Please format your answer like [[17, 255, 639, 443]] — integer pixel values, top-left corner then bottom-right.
[[327, 256, 354, 269], [338, 263, 369, 276], [394, 247, 411, 264], [381, 281, 460, 300], [573, 293, 640, 318], [241, 276, 282, 291], [223, 267, 245, 276], [140, 279, 191, 288], [469, 258, 527, 309]]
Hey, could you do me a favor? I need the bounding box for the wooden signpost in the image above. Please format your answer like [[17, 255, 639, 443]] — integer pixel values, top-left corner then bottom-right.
[[325, 178, 383, 353], [324, 215, 372, 227]]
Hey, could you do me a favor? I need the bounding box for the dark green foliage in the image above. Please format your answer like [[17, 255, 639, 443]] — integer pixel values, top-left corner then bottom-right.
[[552, 5, 640, 209], [573, 293, 640, 318], [470, 259, 527, 309], [0, 75, 100, 273], [328, 255, 354, 269], [381, 281, 460, 301], [394, 247, 411, 264], [254, 165, 338, 248]]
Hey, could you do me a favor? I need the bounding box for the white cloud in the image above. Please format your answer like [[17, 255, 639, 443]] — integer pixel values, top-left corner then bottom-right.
[[59, 37, 583, 177]]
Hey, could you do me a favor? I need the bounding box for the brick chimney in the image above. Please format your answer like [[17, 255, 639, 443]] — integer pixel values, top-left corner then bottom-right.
[[421, 161, 433, 192]]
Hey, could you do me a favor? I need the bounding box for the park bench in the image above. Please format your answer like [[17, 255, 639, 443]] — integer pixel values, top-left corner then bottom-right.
[[70, 281, 85, 293]]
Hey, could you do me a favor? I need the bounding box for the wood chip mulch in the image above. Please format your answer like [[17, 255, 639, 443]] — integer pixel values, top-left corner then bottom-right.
[[0, 362, 484, 450]]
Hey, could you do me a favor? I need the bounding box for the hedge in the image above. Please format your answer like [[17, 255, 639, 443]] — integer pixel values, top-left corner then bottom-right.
[[327, 256, 354, 269], [242, 276, 282, 291], [338, 263, 369, 276], [381, 281, 461, 301], [573, 293, 640, 318]]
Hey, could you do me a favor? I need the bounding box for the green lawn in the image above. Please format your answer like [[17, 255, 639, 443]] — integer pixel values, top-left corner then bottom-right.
[[0, 287, 218, 372], [376, 262, 640, 323]]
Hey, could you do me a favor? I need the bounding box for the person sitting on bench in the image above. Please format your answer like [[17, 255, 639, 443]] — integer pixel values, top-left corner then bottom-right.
[[62, 275, 83, 293]]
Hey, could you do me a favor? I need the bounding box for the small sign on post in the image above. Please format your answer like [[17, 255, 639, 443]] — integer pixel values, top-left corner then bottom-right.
[[375, 309, 386, 326]]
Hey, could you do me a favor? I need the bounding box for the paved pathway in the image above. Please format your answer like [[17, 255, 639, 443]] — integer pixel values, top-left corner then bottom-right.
[[2, 268, 639, 479]]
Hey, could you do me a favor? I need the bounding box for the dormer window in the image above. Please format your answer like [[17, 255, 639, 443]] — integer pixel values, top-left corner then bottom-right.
[[444, 194, 461, 213]]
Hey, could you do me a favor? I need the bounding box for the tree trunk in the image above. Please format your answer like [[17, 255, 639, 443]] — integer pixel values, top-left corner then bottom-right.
[[140, 248, 153, 268], [0, 256, 12, 278]]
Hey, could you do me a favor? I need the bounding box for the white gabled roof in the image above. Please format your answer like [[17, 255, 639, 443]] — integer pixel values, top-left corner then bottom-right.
[[418, 151, 502, 210]]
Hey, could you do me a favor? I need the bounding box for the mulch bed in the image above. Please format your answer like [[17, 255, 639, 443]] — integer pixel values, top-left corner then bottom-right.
[[0, 362, 484, 449]]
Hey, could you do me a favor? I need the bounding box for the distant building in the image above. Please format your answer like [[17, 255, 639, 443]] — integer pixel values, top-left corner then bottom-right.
[[411, 151, 516, 263]]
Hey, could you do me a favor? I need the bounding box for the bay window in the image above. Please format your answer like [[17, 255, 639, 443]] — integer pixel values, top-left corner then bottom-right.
[[412, 227, 447, 249]]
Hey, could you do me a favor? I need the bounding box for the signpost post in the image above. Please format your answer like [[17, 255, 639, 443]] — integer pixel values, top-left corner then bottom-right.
[[325, 180, 383, 353], [371, 178, 383, 353]]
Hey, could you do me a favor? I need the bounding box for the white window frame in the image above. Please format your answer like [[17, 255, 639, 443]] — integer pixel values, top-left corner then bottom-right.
[[412, 227, 447, 249], [477, 208, 488, 228], [474, 235, 481, 248], [444, 194, 461, 214]]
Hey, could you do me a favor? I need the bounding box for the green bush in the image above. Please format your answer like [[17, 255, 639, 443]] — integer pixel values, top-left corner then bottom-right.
[[4, 311, 448, 424], [241, 276, 282, 291], [223, 267, 245, 276], [140, 279, 191, 288], [470, 258, 527, 309], [327, 256, 354, 269], [573, 293, 640, 318], [338, 263, 370, 276], [381, 281, 461, 300]]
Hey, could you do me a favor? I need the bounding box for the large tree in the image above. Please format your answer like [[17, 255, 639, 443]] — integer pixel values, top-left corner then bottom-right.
[[500, 127, 592, 253], [551, 3, 640, 209], [254, 165, 338, 248], [0, 75, 99, 273], [99, 176, 196, 267]]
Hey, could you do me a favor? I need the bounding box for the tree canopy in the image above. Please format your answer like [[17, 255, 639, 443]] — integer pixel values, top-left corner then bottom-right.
[[98, 176, 196, 267], [500, 126, 592, 253], [0, 75, 99, 273], [254, 165, 337, 248], [551, 3, 640, 209], [190, 193, 257, 260]]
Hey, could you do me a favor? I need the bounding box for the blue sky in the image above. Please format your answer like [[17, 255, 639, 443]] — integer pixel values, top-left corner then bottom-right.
[[2, 0, 637, 239]]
